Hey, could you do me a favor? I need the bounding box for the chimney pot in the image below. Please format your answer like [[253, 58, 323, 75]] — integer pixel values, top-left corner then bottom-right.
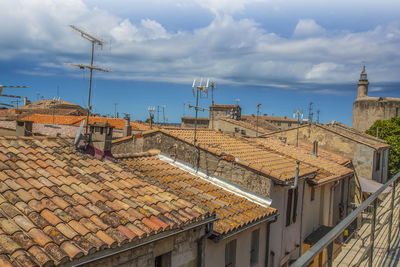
[[89, 122, 114, 159]]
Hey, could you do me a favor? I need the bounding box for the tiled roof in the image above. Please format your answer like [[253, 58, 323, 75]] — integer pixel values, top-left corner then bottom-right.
[[0, 136, 211, 266], [210, 104, 239, 109], [322, 121, 390, 149], [20, 114, 150, 131], [296, 142, 351, 166], [141, 129, 318, 182], [242, 115, 299, 123], [248, 138, 354, 184], [219, 118, 279, 133], [181, 117, 210, 121], [116, 153, 277, 236]]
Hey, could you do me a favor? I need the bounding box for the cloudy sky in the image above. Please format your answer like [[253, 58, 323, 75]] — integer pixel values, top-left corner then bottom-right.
[[0, 0, 399, 124]]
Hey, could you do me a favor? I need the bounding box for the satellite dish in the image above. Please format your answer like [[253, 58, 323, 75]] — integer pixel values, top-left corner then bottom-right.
[[74, 119, 85, 146]]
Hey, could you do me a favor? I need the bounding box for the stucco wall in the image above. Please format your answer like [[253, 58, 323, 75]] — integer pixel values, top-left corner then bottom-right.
[[84, 227, 204, 267], [352, 98, 400, 132], [205, 222, 269, 267]]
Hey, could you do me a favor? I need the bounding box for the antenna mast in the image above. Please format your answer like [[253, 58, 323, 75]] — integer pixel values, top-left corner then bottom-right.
[[316, 110, 320, 123], [293, 109, 304, 148], [68, 25, 111, 135], [308, 102, 314, 124], [188, 78, 209, 166], [256, 103, 262, 137]]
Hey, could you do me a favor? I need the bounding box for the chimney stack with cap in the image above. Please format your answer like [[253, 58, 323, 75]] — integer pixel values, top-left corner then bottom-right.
[[88, 122, 114, 160], [16, 120, 33, 136], [123, 114, 132, 137]]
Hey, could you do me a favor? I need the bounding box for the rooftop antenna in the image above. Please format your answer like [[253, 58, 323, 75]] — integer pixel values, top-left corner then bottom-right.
[[74, 119, 86, 147], [308, 102, 314, 124], [113, 102, 118, 118], [293, 109, 304, 148], [67, 25, 111, 135], [256, 104, 262, 137], [210, 82, 216, 106], [161, 105, 166, 124], [316, 110, 320, 123], [0, 85, 28, 99], [148, 106, 155, 129], [188, 78, 210, 166], [235, 99, 240, 105]]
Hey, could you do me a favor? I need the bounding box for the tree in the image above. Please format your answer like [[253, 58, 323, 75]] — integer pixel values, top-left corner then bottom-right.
[[366, 117, 400, 176]]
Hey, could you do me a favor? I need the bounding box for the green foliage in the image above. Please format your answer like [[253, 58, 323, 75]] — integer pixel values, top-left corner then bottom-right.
[[366, 117, 400, 176]]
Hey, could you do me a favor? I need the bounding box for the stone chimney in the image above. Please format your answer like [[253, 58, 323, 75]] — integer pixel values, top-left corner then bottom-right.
[[357, 66, 369, 98], [123, 114, 132, 137], [88, 122, 114, 160], [16, 120, 33, 136], [313, 141, 318, 157]]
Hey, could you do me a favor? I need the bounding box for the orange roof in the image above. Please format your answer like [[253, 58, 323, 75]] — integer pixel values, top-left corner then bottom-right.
[[249, 138, 354, 184], [0, 136, 212, 265], [297, 142, 351, 166], [141, 129, 318, 181], [220, 117, 279, 133], [20, 114, 150, 130], [116, 153, 277, 235]]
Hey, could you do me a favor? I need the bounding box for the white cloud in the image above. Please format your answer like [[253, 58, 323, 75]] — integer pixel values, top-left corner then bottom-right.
[[293, 19, 326, 37], [194, 0, 268, 15], [0, 0, 400, 94]]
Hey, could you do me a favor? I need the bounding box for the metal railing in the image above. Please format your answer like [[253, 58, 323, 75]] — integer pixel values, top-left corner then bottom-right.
[[292, 171, 400, 267]]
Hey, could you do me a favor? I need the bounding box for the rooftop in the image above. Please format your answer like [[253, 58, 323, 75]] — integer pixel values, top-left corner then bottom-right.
[[20, 114, 150, 131], [219, 117, 279, 133], [138, 129, 318, 182], [116, 152, 277, 236], [248, 138, 354, 184], [0, 136, 211, 266]]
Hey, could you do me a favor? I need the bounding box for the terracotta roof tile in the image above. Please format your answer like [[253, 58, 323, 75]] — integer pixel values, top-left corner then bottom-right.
[[0, 136, 212, 265], [118, 154, 276, 236]]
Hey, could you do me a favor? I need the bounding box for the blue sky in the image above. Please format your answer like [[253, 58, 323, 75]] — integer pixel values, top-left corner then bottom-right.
[[1, 0, 400, 125]]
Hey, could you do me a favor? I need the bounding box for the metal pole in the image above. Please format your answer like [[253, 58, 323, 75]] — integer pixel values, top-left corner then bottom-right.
[[388, 181, 395, 251], [369, 198, 377, 267], [327, 242, 333, 267], [256, 104, 261, 137], [86, 41, 95, 134], [192, 87, 200, 167]]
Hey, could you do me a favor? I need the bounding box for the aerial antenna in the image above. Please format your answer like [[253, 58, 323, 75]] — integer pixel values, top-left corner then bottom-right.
[[293, 109, 304, 148], [256, 104, 262, 137], [188, 79, 210, 166], [308, 102, 314, 124], [210, 81, 216, 106], [235, 99, 240, 105], [67, 25, 112, 135], [148, 106, 155, 129], [0, 85, 28, 99], [316, 110, 320, 123]]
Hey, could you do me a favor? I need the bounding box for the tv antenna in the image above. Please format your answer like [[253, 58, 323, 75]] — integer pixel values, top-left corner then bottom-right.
[[67, 25, 112, 135], [316, 110, 320, 123], [293, 109, 304, 148], [148, 106, 155, 129], [210, 81, 216, 106], [189, 78, 210, 165], [113, 103, 118, 118], [0, 85, 28, 99], [256, 103, 262, 137], [308, 102, 314, 123], [235, 99, 240, 105]]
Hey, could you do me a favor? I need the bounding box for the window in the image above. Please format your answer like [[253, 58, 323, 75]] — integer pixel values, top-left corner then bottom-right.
[[225, 239, 236, 267], [288, 123, 292, 127], [250, 229, 260, 266], [234, 127, 240, 133], [277, 122, 281, 126], [311, 186, 315, 201], [155, 252, 171, 267], [286, 188, 298, 226], [396, 107, 400, 117], [375, 151, 381, 171]]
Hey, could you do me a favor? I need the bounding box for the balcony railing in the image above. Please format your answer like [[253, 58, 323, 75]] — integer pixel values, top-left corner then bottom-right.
[[291, 171, 400, 267]]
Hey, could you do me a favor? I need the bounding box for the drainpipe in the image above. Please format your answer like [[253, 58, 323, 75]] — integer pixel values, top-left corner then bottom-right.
[[197, 223, 214, 267], [284, 161, 300, 189], [328, 181, 340, 226], [298, 180, 306, 257], [265, 216, 278, 267]]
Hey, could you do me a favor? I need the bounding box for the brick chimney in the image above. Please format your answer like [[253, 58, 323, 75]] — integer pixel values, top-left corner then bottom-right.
[[313, 141, 318, 157], [16, 120, 33, 136], [123, 114, 132, 137], [88, 122, 114, 160]]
